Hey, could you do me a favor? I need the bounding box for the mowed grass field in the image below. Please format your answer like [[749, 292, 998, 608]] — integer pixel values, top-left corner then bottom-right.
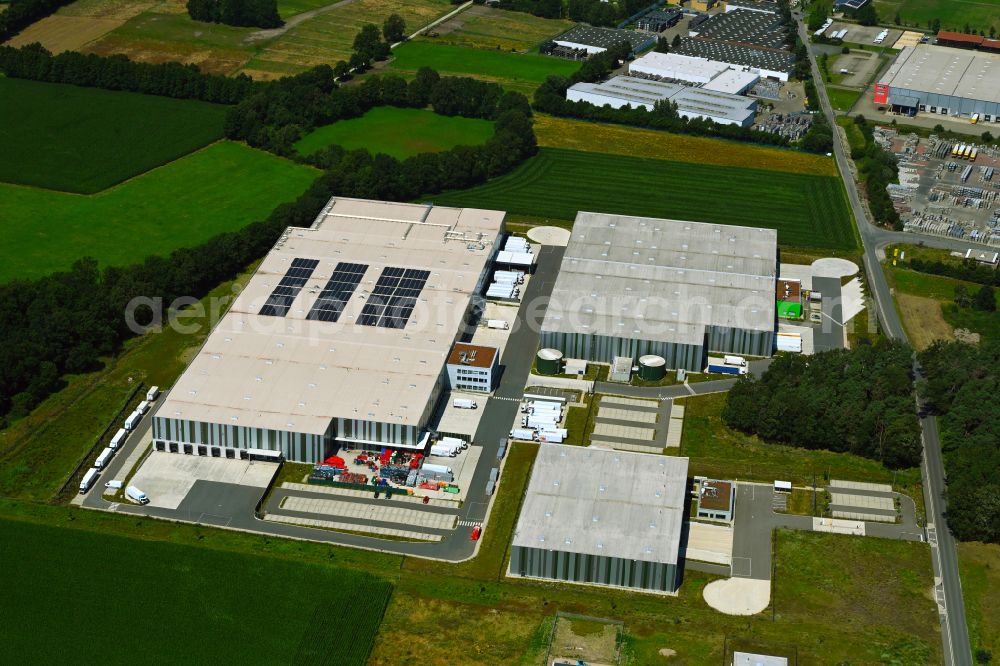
[[420, 4, 575, 52], [386, 42, 580, 95], [0, 78, 227, 193], [0, 518, 392, 665], [534, 115, 838, 176], [875, 0, 1000, 33], [433, 148, 858, 250], [959, 541, 1000, 660], [0, 142, 318, 283], [295, 107, 495, 159]]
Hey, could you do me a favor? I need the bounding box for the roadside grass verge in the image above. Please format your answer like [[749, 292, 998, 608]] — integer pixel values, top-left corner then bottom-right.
[[0, 517, 393, 666], [774, 530, 939, 663], [958, 541, 1000, 661], [826, 85, 862, 112], [533, 115, 838, 176], [294, 107, 494, 159], [431, 148, 858, 250], [679, 393, 923, 495], [0, 141, 318, 283], [0, 77, 227, 193]]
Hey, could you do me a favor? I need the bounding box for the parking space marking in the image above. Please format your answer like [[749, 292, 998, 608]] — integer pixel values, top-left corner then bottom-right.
[[281, 496, 459, 530], [731, 556, 752, 578]]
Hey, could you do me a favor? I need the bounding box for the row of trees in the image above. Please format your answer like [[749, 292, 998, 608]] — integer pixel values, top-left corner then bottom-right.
[[954, 284, 997, 312], [918, 340, 1000, 543], [186, 0, 282, 29], [851, 115, 901, 229], [0, 0, 74, 41], [225, 64, 531, 155], [0, 43, 261, 104], [723, 342, 922, 469], [907, 257, 1000, 288]]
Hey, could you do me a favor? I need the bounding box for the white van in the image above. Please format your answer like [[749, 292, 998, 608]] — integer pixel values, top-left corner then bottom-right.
[[109, 428, 128, 450], [94, 447, 114, 469], [79, 468, 99, 493], [105, 480, 124, 490]]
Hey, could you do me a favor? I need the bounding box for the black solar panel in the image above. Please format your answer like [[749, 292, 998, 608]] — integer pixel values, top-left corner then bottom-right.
[[358, 266, 430, 328], [305, 262, 368, 323], [259, 258, 319, 317]]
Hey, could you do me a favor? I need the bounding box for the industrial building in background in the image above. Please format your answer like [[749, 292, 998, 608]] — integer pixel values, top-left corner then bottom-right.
[[567, 76, 758, 127], [509, 445, 690, 593], [630, 51, 761, 94], [153, 198, 505, 462], [540, 212, 777, 371], [874, 44, 1000, 120], [543, 25, 656, 59]]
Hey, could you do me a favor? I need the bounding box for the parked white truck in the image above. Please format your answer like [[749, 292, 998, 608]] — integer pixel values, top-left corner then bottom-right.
[[126, 485, 149, 505], [486, 319, 509, 330], [79, 468, 100, 494], [453, 398, 478, 409], [94, 447, 114, 469]]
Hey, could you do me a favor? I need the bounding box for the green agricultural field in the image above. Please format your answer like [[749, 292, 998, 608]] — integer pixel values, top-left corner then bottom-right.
[[432, 148, 858, 250], [875, 0, 1000, 33], [420, 5, 575, 52], [0, 142, 318, 283], [959, 541, 1000, 660], [0, 518, 392, 665], [386, 42, 580, 95], [0, 78, 227, 194], [295, 107, 495, 159]]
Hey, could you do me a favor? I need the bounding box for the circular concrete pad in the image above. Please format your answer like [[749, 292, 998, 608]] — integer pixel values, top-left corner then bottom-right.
[[527, 226, 570, 246], [811, 257, 859, 279], [703, 577, 771, 616]]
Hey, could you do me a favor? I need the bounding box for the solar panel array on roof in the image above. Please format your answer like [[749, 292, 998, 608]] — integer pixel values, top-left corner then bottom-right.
[[306, 262, 368, 322], [258, 258, 319, 317], [358, 266, 430, 329]]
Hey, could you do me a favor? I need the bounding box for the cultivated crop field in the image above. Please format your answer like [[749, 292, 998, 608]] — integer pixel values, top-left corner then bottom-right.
[[0, 142, 318, 282], [0, 518, 392, 665], [420, 4, 575, 52], [0, 78, 227, 193], [874, 0, 1000, 34], [241, 0, 455, 78], [534, 115, 838, 176], [433, 148, 858, 250], [295, 107, 495, 159], [385, 42, 580, 95]]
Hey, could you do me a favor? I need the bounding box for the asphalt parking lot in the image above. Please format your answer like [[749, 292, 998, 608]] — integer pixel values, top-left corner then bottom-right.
[[128, 452, 279, 509]]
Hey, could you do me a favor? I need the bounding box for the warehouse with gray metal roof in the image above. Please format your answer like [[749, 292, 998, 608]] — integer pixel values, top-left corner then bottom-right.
[[567, 76, 758, 126], [539, 212, 777, 371], [509, 444, 690, 593]]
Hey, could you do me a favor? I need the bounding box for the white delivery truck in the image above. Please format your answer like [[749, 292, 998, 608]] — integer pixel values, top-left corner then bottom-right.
[[94, 447, 114, 469], [723, 355, 747, 367], [109, 428, 128, 450], [136, 400, 150, 415], [526, 415, 558, 430], [430, 444, 458, 457], [486, 319, 509, 330], [440, 436, 467, 451], [126, 485, 149, 505], [146, 386, 160, 401], [124, 410, 142, 430], [509, 428, 536, 441], [537, 431, 565, 443], [79, 468, 100, 494], [453, 398, 478, 409], [421, 463, 452, 475]]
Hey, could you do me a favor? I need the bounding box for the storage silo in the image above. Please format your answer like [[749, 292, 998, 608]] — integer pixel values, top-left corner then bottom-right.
[[536, 348, 564, 375], [638, 354, 667, 381]]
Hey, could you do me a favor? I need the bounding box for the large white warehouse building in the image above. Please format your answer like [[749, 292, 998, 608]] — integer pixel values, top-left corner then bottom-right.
[[539, 212, 777, 371], [567, 76, 758, 127], [153, 198, 505, 462], [629, 51, 760, 93]]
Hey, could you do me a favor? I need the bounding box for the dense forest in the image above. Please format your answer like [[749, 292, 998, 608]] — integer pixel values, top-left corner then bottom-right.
[[723, 342, 922, 469], [919, 340, 1000, 543], [0, 44, 261, 104], [186, 0, 282, 29]]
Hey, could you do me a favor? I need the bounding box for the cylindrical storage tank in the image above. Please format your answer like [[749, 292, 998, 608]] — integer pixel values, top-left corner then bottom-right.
[[536, 348, 564, 375], [638, 355, 667, 381]]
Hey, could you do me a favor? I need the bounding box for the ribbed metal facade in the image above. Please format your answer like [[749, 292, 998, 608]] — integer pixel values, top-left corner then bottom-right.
[[888, 86, 1000, 119], [152, 416, 331, 462], [705, 326, 774, 358], [538, 330, 705, 372], [509, 546, 680, 592]]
